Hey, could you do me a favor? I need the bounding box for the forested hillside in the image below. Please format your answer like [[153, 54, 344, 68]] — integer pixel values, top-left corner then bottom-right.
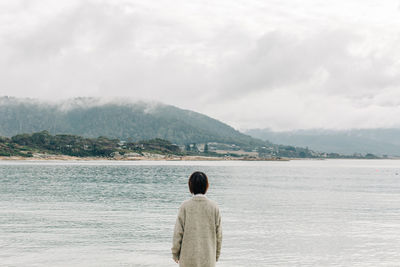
[[0, 97, 266, 149], [0, 130, 181, 157]]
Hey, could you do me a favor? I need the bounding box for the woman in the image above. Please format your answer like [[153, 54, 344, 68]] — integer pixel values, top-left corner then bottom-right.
[[172, 171, 222, 267]]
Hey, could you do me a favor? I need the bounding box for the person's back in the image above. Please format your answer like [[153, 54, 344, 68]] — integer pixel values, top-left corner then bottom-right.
[[172, 172, 222, 267]]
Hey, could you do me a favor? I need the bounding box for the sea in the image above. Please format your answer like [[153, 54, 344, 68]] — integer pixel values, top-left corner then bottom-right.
[[0, 159, 399, 266]]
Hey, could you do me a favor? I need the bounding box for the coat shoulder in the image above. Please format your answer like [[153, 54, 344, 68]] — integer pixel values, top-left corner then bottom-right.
[[207, 198, 220, 210], [179, 199, 192, 209]]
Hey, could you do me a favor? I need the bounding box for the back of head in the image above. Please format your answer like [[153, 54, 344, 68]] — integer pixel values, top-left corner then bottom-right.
[[188, 171, 209, 195]]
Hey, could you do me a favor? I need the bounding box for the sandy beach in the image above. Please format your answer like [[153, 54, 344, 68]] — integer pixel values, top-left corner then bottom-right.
[[0, 154, 289, 161]]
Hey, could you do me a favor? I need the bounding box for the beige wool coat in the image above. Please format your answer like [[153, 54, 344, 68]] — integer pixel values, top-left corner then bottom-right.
[[172, 195, 222, 267]]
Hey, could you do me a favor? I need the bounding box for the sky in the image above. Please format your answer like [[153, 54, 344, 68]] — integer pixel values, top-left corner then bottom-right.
[[1, 0, 400, 131]]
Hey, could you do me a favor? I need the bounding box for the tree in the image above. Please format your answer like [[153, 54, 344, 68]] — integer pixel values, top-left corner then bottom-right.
[[204, 143, 208, 153], [192, 143, 199, 152], [185, 144, 191, 152]]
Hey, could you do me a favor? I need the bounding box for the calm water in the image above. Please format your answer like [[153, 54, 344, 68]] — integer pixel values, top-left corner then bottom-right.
[[0, 160, 400, 266]]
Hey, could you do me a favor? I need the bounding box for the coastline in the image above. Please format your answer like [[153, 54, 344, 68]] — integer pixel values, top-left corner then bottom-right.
[[0, 154, 290, 161], [1, 155, 395, 162]]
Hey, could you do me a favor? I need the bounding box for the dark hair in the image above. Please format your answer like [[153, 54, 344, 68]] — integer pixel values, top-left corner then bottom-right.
[[188, 171, 209, 195]]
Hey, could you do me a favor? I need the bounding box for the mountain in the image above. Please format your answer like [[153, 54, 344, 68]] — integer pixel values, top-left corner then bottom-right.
[[245, 128, 400, 156], [0, 96, 267, 148]]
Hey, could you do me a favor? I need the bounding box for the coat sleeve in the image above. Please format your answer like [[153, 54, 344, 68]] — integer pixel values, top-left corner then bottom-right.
[[171, 205, 185, 261], [216, 207, 222, 262]]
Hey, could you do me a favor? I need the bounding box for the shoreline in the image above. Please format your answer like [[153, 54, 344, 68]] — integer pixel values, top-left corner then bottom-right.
[[0, 154, 290, 161], [1, 155, 396, 161]]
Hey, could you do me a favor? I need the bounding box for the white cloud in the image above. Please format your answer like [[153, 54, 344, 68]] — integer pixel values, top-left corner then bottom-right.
[[1, 0, 400, 130]]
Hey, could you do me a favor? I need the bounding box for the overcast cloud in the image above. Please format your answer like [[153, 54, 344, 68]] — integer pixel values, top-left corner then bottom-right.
[[1, 0, 400, 130]]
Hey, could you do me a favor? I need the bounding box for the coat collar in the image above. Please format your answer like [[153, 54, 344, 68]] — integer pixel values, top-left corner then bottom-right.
[[192, 193, 207, 200]]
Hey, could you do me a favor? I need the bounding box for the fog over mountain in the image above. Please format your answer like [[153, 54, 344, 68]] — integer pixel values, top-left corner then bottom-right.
[[246, 128, 400, 156], [0, 96, 266, 148]]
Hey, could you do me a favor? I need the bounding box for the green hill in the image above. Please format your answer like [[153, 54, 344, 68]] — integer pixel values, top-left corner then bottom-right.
[[0, 96, 266, 149]]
